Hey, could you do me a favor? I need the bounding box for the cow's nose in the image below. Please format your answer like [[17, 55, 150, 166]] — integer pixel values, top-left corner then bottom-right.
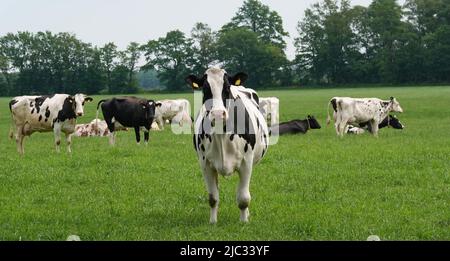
[[211, 110, 227, 120], [77, 112, 83, 117]]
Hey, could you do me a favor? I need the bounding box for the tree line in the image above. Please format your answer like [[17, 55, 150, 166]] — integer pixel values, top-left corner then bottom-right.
[[1, 0, 449, 96]]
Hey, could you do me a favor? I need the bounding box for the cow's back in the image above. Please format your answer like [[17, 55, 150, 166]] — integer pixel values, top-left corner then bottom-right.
[[102, 97, 149, 127]]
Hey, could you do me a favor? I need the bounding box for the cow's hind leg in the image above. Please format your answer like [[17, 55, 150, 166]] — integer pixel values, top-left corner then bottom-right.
[[337, 118, 348, 137], [16, 128, 25, 155], [203, 164, 219, 224], [108, 132, 116, 145], [104, 117, 116, 145], [237, 159, 253, 222]]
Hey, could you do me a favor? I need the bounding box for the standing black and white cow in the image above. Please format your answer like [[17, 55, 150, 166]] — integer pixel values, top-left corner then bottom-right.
[[270, 115, 321, 135], [186, 67, 269, 224], [9, 94, 93, 154], [96, 96, 160, 145], [327, 97, 403, 137]]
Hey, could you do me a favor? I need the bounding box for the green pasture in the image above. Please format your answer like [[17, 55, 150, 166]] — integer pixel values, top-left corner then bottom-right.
[[0, 86, 449, 240]]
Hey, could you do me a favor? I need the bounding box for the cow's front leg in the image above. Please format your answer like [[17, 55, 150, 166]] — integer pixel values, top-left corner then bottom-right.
[[203, 163, 219, 224], [53, 124, 62, 153], [370, 120, 379, 137], [66, 133, 72, 153], [134, 127, 141, 145], [237, 158, 253, 223], [144, 127, 150, 145]]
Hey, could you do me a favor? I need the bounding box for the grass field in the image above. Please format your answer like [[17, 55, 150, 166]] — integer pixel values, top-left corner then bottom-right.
[[0, 86, 449, 240]]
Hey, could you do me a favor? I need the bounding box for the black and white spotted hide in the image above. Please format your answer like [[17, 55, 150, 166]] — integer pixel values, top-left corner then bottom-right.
[[187, 67, 269, 224]]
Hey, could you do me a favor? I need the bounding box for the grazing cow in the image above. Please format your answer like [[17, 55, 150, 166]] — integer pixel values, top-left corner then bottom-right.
[[96, 96, 160, 145], [259, 97, 279, 127], [327, 96, 403, 137], [154, 99, 192, 130], [9, 94, 93, 154], [347, 115, 404, 134], [186, 67, 269, 224], [73, 119, 128, 137], [270, 115, 321, 136]]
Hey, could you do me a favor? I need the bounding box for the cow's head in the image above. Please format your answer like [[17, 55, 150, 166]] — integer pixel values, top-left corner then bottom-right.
[[141, 99, 160, 121], [388, 115, 404, 129], [389, 97, 403, 113], [307, 115, 321, 129], [74, 94, 93, 117], [186, 68, 248, 124]]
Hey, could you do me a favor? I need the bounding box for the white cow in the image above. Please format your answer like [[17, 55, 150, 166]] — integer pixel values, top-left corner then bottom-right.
[[9, 94, 92, 154], [186, 67, 269, 224], [259, 97, 279, 127], [327, 96, 403, 137], [154, 99, 192, 130]]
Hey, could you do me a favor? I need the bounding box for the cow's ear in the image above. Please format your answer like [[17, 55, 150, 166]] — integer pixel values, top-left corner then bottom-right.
[[155, 102, 162, 107], [229, 72, 248, 86], [186, 75, 203, 89], [390, 96, 394, 101], [84, 97, 93, 102]]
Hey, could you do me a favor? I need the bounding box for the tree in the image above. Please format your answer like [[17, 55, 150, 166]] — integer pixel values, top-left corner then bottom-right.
[[191, 23, 218, 76], [224, 0, 289, 49], [100, 42, 118, 93], [217, 28, 287, 87], [367, 0, 404, 83], [119, 42, 140, 93], [222, 0, 289, 49], [295, 0, 358, 84], [141, 30, 194, 90]]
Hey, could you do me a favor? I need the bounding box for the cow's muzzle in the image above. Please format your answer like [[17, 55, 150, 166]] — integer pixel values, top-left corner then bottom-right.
[[76, 112, 83, 117], [209, 108, 228, 126]]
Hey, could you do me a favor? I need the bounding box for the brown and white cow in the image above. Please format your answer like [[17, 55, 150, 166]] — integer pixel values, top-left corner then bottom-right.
[[186, 67, 269, 224], [73, 119, 129, 137], [9, 94, 93, 154], [327, 96, 403, 137]]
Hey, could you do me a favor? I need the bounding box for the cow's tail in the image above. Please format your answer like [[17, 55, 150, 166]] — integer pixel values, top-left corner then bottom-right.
[[186, 100, 192, 125], [326, 98, 336, 126], [8, 100, 15, 140], [95, 100, 107, 134]]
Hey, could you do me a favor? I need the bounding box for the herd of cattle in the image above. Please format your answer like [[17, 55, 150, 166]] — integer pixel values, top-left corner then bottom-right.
[[7, 67, 404, 223]]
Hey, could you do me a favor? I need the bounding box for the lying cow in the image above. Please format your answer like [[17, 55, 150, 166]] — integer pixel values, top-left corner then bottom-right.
[[154, 99, 192, 130], [9, 94, 92, 154], [259, 97, 279, 127], [270, 115, 321, 135], [186, 67, 269, 224], [73, 119, 129, 137], [96, 96, 160, 145], [347, 115, 404, 134], [327, 96, 403, 137]]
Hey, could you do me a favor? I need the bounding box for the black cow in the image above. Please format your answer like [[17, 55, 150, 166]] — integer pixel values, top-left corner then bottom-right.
[[347, 115, 404, 134], [270, 115, 321, 136], [96, 97, 161, 145]]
